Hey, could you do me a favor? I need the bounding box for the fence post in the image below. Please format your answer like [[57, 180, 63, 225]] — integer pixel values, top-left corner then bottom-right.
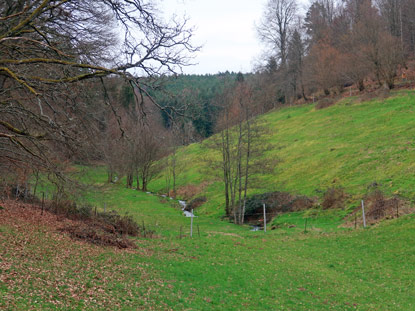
[[263, 203, 267, 233], [190, 209, 194, 238], [361, 200, 366, 228]]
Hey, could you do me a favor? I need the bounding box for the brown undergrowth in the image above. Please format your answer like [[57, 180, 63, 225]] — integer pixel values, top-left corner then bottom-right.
[[343, 191, 415, 227], [0, 200, 140, 248], [0, 201, 162, 310], [176, 181, 211, 200]]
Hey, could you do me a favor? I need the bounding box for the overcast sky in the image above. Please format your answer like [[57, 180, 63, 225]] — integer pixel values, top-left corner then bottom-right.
[[160, 0, 310, 75], [161, 0, 268, 75]]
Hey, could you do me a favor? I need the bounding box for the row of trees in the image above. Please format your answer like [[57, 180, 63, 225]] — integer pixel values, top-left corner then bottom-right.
[[256, 0, 414, 104]]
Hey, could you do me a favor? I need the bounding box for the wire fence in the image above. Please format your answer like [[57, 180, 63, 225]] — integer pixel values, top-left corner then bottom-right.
[[4, 181, 397, 239]]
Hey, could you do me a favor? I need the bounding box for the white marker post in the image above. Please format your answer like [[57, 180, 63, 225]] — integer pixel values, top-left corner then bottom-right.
[[263, 203, 267, 233], [190, 209, 194, 237], [361, 200, 366, 228]]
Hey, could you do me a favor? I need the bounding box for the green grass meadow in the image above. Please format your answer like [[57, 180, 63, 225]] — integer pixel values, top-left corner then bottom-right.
[[2, 90, 415, 310], [3, 179, 415, 310]]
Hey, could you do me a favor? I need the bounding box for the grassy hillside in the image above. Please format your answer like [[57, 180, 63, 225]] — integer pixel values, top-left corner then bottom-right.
[[150, 90, 415, 216]]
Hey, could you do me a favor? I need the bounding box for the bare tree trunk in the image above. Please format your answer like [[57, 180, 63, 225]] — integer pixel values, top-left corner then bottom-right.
[[126, 173, 133, 188], [241, 119, 252, 225], [358, 79, 365, 92], [236, 122, 244, 225], [107, 170, 113, 183], [172, 148, 177, 197], [142, 173, 147, 192], [33, 170, 39, 197], [221, 130, 230, 216], [136, 170, 140, 190]]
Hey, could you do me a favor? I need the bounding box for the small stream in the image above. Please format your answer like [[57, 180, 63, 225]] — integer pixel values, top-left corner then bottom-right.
[[178, 200, 195, 217], [144, 191, 195, 217]]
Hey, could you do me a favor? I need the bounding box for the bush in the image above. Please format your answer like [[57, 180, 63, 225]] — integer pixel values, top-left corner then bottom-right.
[[243, 191, 315, 223], [186, 196, 207, 211], [99, 211, 140, 236], [315, 98, 336, 110], [321, 187, 347, 210], [60, 223, 137, 249], [365, 189, 400, 220], [360, 88, 390, 102]]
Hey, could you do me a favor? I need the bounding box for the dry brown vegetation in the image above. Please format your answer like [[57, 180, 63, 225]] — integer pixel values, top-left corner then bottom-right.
[[321, 187, 348, 210], [0, 200, 140, 249], [0, 200, 166, 310], [176, 182, 211, 200]]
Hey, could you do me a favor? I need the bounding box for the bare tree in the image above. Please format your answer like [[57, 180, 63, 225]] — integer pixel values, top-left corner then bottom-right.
[[0, 0, 199, 181], [349, 0, 404, 88], [205, 74, 276, 224], [257, 0, 298, 67], [287, 29, 307, 101]]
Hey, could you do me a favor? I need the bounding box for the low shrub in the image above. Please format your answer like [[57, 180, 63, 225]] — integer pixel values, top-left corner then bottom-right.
[[186, 196, 207, 211], [315, 98, 336, 110], [360, 88, 390, 102], [19, 195, 147, 247], [365, 189, 400, 220], [176, 182, 210, 200], [60, 223, 137, 248], [243, 191, 315, 223], [99, 211, 140, 236], [321, 187, 347, 210]]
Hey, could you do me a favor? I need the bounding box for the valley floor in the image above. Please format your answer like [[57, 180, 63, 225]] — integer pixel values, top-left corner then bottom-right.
[[1, 197, 415, 310]]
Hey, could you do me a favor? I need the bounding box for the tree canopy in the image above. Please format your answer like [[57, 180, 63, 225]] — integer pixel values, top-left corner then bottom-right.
[[0, 0, 198, 178]]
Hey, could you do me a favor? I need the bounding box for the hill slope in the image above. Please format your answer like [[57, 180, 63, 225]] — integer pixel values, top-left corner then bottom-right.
[[150, 90, 415, 216]]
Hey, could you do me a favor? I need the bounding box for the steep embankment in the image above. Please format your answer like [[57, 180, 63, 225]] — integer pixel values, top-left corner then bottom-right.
[[150, 90, 415, 216]]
